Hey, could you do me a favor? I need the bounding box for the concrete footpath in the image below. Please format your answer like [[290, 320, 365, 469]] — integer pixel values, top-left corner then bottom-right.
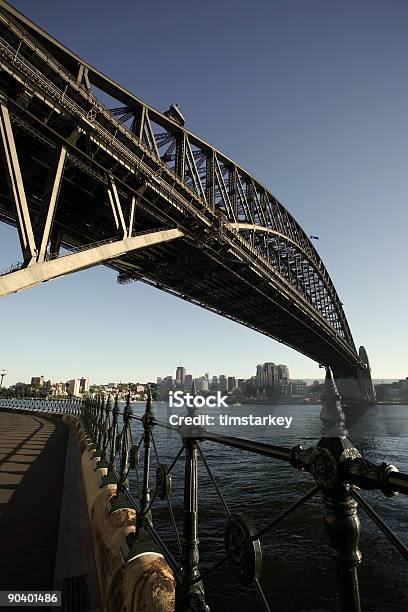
[[0, 411, 101, 611]]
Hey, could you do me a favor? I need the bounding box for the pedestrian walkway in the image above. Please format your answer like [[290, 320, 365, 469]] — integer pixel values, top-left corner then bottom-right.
[[0, 410, 101, 610]]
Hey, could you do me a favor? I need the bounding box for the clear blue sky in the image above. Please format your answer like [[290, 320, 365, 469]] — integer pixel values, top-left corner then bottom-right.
[[1, 0, 407, 385]]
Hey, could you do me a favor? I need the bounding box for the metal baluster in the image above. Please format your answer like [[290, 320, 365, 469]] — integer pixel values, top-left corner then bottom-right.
[[102, 396, 112, 452], [89, 398, 93, 428], [86, 399, 91, 430], [89, 398, 97, 440], [89, 397, 96, 440], [96, 396, 112, 470], [109, 393, 133, 512], [96, 397, 105, 450], [89, 398, 93, 426], [91, 396, 103, 459], [81, 399, 87, 428], [320, 370, 361, 612], [289, 368, 362, 612], [123, 388, 160, 559], [176, 399, 209, 612], [323, 484, 361, 612], [291, 368, 361, 612], [140, 387, 154, 528], [101, 395, 120, 487], [93, 396, 106, 457], [91, 396, 100, 442]]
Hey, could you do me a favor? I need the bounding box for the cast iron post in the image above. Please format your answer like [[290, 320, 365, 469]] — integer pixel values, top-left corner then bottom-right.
[[96, 395, 112, 470], [102, 395, 112, 456], [322, 481, 361, 612], [177, 396, 210, 612], [123, 387, 160, 560], [96, 396, 106, 452], [320, 369, 361, 612], [109, 392, 133, 511], [110, 395, 120, 469], [139, 387, 154, 529], [91, 396, 99, 442], [101, 394, 120, 486], [292, 368, 362, 612]]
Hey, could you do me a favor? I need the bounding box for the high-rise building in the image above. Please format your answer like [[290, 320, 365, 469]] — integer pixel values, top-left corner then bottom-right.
[[219, 375, 227, 392], [195, 377, 209, 392], [184, 374, 193, 390], [176, 366, 186, 385], [31, 376, 44, 388], [398, 378, 408, 390], [227, 376, 237, 392], [256, 364, 263, 387], [256, 363, 290, 388], [255, 362, 290, 400], [67, 379, 81, 396], [210, 376, 218, 391], [257, 363, 279, 387], [53, 382, 67, 396], [79, 377, 89, 394], [278, 365, 290, 380], [291, 380, 307, 395], [156, 376, 175, 400]]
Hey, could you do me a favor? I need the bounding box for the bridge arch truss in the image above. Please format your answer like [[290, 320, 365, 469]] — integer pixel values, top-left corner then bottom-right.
[[0, 1, 374, 397]]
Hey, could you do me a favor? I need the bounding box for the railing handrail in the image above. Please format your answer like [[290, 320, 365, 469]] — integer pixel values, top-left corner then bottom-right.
[[2, 397, 408, 497]]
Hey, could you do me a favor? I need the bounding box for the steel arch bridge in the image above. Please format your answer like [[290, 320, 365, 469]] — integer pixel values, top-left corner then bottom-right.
[[0, 1, 374, 402]]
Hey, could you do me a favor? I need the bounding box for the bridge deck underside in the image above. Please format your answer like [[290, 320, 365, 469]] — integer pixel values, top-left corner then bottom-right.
[[121, 241, 358, 377], [0, 100, 360, 381], [0, 133, 356, 378]]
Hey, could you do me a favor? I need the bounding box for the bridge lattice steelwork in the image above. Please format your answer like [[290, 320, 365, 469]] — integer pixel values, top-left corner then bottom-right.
[[0, 1, 374, 400]]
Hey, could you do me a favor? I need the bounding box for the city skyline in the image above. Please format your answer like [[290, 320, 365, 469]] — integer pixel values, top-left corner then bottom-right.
[[1, 1, 407, 383], [1, 360, 402, 389], [1, 361, 292, 387]]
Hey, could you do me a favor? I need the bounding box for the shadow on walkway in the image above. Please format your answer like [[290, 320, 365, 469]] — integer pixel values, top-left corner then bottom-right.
[[0, 411, 68, 590]]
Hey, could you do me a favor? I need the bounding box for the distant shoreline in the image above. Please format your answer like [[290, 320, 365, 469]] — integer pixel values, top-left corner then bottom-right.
[[376, 400, 408, 406], [227, 398, 321, 406], [228, 399, 408, 407]]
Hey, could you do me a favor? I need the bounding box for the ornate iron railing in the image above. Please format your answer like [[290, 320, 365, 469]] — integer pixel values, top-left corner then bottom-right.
[[1, 370, 407, 612]]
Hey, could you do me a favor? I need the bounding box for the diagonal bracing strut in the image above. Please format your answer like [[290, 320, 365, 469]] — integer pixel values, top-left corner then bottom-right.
[[0, 228, 183, 298], [0, 99, 37, 265]]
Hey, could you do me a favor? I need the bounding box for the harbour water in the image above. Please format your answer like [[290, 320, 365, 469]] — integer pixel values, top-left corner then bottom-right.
[[128, 402, 408, 611]]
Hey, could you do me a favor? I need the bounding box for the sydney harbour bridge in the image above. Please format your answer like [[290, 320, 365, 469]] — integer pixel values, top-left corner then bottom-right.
[[0, 1, 375, 402]]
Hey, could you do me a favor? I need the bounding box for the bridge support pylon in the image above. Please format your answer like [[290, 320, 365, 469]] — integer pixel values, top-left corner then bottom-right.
[[357, 346, 376, 404], [332, 346, 376, 406]]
